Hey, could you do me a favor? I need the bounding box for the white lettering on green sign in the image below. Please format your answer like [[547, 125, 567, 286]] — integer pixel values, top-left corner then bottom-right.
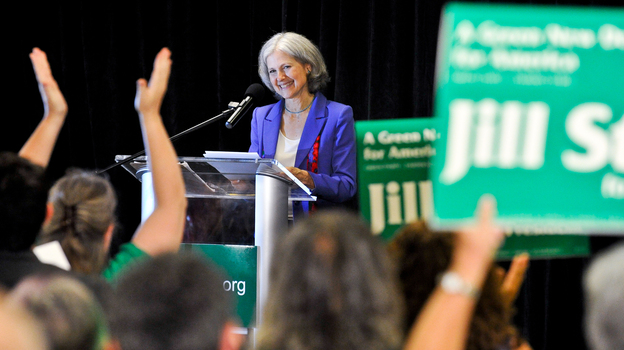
[[544, 23, 596, 49], [458, 20, 546, 47], [363, 147, 385, 160], [361, 128, 438, 161], [363, 132, 376, 145], [488, 49, 580, 73], [378, 130, 422, 144], [441, 99, 624, 199], [602, 173, 624, 199], [455, 19, 620, 50], [560, 102, 624, 199], [368, 180, 433, 235], [363, 145, 435, 161], [223, 280, 246, 296], [598, 24, 624, 50], [561, 102, 624, 173], [388, 145, 435, 159], [440, 98, 549, 185]]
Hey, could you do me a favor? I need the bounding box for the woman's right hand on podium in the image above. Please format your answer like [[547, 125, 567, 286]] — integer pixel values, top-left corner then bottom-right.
[[230, 179, 252, 192]]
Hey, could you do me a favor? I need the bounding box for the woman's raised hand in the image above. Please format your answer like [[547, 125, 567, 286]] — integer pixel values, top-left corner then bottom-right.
[[134, 48, 172, 117]]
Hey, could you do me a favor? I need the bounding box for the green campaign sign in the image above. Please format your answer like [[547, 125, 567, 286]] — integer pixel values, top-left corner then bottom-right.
[[357, 118, 589, 258], [497, 233, 588, 259], [356, 118, 438, 241], [181, 243, 257, 327], [431, 2, 624, 234]]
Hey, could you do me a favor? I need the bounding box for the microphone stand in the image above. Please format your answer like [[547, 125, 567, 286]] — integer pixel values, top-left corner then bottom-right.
[[96, 107, 236, 175]]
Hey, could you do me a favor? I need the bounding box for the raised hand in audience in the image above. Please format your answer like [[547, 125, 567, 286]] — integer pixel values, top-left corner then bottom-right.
[[403, 195, 505, 350], [39, 48, 187, 280], [498, 252, 530, 308], [130, 47, 188, 256], [19, 47, 68, 168]]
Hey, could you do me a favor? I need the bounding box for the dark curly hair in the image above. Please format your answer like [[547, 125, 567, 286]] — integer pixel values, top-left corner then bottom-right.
[[387, 220, 520, 350]]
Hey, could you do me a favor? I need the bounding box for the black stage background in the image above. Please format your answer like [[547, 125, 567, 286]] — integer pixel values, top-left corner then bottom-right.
[[5, 1, 623, 349]]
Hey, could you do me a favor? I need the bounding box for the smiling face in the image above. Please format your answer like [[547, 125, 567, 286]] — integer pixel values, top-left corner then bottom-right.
[[266, 50, 311, 101]]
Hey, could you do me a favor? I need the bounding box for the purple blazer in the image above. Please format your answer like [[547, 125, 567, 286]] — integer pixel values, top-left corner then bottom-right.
[[249, 92, 357, 208]]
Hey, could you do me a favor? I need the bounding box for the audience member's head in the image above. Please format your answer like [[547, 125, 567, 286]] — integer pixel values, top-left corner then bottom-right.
[[0, 152, 48, 252], [39, 168, 117, 274], [9, 273, 111, 350], [0, 293, 50, 350], [110, 252, 242, 350], [583, 241, 624, 350], [77, 274, 117, 323], [388, 220, 522, 350], [256, 209, 404, 350]]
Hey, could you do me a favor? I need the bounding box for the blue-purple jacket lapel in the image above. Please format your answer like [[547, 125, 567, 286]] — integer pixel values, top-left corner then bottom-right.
[[261, 99, 284, 159], [295, 93, 328, 168]]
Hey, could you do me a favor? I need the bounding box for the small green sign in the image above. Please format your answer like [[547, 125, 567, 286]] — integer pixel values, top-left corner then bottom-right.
[[181, 243, 257, 327], [356, 118, 438, 241], [431, 2, 624, 234]]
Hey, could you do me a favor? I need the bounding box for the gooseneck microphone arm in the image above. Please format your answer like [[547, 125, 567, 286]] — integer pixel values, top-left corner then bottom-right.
[[97, 83, 266, 175], [95, 107, 235, 175]]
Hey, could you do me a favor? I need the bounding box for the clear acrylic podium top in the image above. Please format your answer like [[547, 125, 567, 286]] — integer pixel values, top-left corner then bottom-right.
[[115, 155, 317, 202]]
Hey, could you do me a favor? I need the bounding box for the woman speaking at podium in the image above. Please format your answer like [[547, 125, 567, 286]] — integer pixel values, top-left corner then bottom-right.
[[249, 32, 357, 217]]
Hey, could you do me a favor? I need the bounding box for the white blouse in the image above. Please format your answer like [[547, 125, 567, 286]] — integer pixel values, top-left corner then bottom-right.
[[274, 130, 301, 167], [274, 131, 301, 220]]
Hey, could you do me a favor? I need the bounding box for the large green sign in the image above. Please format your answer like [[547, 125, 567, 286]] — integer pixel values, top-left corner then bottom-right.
[[431, 2, 624, 234], [356, 118, 590, 258], [181, 244, 257, 327]]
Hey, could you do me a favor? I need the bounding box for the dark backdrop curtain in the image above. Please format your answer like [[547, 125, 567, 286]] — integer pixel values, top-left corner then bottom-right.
[[5, 1, 622, 349]]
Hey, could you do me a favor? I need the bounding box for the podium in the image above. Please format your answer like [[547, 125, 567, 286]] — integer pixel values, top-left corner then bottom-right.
[[115, 154, 315, 331]]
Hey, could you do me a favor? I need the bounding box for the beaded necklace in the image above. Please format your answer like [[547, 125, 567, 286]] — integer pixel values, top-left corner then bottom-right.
[[284, 97, 314, 114]]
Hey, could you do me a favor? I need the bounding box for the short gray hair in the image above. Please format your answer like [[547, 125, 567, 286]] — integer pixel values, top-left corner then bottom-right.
[[584, 242, 624, 350], [258, 32, 330, 95]]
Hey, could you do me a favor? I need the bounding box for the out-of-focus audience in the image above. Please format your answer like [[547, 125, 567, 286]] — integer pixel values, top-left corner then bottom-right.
[[36, 47, 187, 281], [255, 208, 405, 350], [38, 169, 118, 274], [7, 46, 624, 350], [583, 241, 624, 350], [0, 289, 50, 350], [0, 47, 69, 289], [388, 220, 531, 350], [9, 273, 117, 350], [110, 252, 243, 350], [0, 153, 62, 289], [400, 196, 508, 350]]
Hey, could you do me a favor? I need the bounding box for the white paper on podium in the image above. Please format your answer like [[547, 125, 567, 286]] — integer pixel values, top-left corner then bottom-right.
[[203, 151, 261, 182], [203, 151, 260, 160], [201, 151, 311, 196]]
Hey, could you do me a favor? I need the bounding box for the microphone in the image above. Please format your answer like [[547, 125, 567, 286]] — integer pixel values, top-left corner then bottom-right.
[[225, 83, 265, 129]]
